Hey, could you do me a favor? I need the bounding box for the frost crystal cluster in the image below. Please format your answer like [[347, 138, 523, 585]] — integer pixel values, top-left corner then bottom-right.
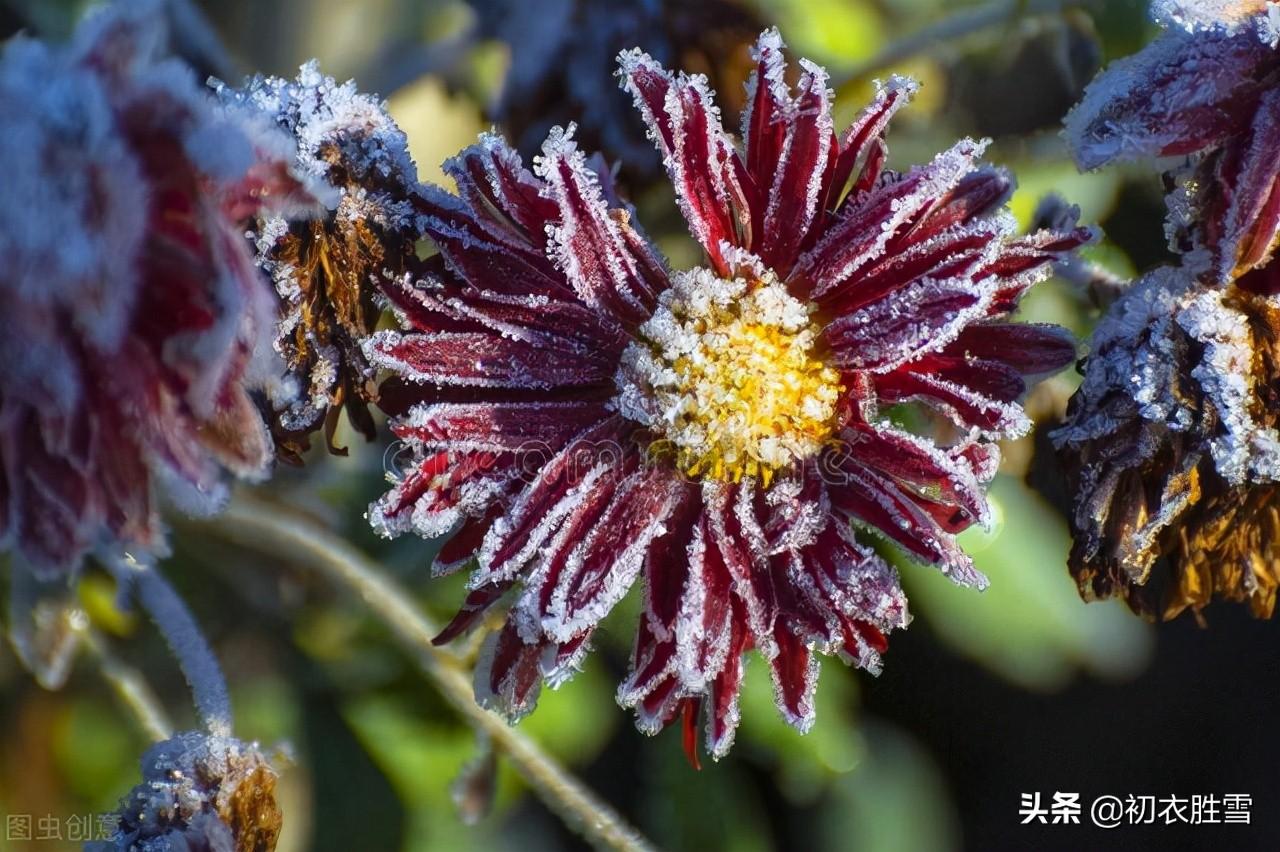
[[1057, 0, 1280, 617], [0, 1, 315, 579], [367, 29, 1089, 759], [218, 62, 426, 460]]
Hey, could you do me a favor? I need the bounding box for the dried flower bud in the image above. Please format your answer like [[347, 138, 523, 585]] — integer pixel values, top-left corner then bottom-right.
[[217, 63, 425, 461], [1054, 264, 1280, 618], [89, 731, 283, 852]]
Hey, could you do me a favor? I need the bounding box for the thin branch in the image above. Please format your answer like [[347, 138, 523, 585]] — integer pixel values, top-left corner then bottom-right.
[[834, 0, 1091, 91], [82, 629, 174, 743], [124, 559, 233, 738], [197, 496, 657, 852]]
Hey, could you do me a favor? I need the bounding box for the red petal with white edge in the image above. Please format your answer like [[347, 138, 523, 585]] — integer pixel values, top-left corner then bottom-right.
[[705, 482, 778, 656], [475, 417, 631, 582], [829, 75, 917, 213], [536, 127, 658, 325], [509, 457, 629, 638], [829, 464, 987, 588], [793, 138, 988, 299], [617, 616, 680, 718], [768, 620, 819, 732], [1215, 88, 1280, 280], [742, 28, 791, 194], [618, 49, 751, 272], [842, 422, 990, 527], [433, 508, 501, 576], [390, 400, 612, 453], [414, 187, 567, 297], [1064, 28, 1269, 171], [909, 353, 1027, 402], [432, 579, 514, 645], [980, 225, 1097, 312], [443, 133, 558, 243], [757, 58, 836, 275], [642, 496, 701, 640], [945, 323, 1077, 377], [475, 620, 542, 721], [433, 287, 626, 355], [902, 166, 1014, 243], [824, 270, 997, 372], [819, 217, 1005, 315], [364, 329, 613, 390], [674, 514, 736, 689], [705, 607, 749, 760], [874, 367, 1031, 437], [539, 469, 689, 643]]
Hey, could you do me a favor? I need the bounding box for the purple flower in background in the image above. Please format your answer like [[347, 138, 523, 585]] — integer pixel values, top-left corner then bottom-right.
[[367, 30, 1090, 760], [1065, 0, 1280, 284], [0, 2, 317, 578]]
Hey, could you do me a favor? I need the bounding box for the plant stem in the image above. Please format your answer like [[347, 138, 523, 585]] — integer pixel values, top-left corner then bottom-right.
[[82, 629, 174, 743], [126, 559, 233, 738], [201, 496, 658, 852]]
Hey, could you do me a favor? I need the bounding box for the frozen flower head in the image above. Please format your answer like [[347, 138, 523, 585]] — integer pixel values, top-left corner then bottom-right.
[[0, 1, 318, 577], [89, 731, 282, 852], [1065, 0, 1280, 283], [217, 63, 426, 461], [1054, 264, 1280, 619], [367, 30, 1091, 760]]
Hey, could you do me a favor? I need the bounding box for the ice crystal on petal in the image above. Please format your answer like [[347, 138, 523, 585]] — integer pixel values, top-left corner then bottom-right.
[[368, 29, 1087, 759]]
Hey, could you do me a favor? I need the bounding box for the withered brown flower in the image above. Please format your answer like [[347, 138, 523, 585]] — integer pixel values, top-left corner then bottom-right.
[[1055, 263, 1280, 619], [89, 731, 283, 852], [218, 63, 426, 461]]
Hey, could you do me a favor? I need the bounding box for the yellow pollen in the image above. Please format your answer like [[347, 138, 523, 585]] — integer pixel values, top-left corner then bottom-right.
[[616, 269, 842, 485]]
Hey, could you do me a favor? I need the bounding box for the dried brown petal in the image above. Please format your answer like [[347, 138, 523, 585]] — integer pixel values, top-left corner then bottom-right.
[[218, 63, 426, 461], [1056, 265, 1280, 618]]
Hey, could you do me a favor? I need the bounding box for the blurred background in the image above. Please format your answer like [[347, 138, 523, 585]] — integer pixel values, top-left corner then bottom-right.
[[2, 0, 1279, 849]]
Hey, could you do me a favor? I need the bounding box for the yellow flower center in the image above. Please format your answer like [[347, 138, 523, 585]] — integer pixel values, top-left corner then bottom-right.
[[616, 269, 842, 486]]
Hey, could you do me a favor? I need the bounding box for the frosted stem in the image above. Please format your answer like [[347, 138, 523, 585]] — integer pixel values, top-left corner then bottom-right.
[[200, 496, 657, 852], [128, 561, 233, 737]]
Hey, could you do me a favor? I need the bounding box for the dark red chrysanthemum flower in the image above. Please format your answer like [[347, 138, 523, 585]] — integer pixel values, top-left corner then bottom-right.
[[368, 30, 1091, 759], [1065, 0, 1280, 285], [0, 3, 316, 578]]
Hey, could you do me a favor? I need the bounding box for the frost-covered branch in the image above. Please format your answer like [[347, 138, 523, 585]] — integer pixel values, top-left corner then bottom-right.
[[199, 496, 657, 852], [125, 560, 233, 738]]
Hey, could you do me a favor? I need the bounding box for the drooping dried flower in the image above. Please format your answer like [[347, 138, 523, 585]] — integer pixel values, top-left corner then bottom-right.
[[1057, 0, 1280, 618], [1065, 0, 1280, 283], [1054, 264, 1280, 619], [88, 731, 283, 852], [367, 29, 1090, 759], [217, 63, 426, 461], [472, 0, 761, 176], [0, 2, 317, 576]]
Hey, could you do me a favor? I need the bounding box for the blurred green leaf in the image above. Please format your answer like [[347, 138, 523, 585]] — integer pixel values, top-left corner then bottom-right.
[[898, 476, 1154, 691]]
